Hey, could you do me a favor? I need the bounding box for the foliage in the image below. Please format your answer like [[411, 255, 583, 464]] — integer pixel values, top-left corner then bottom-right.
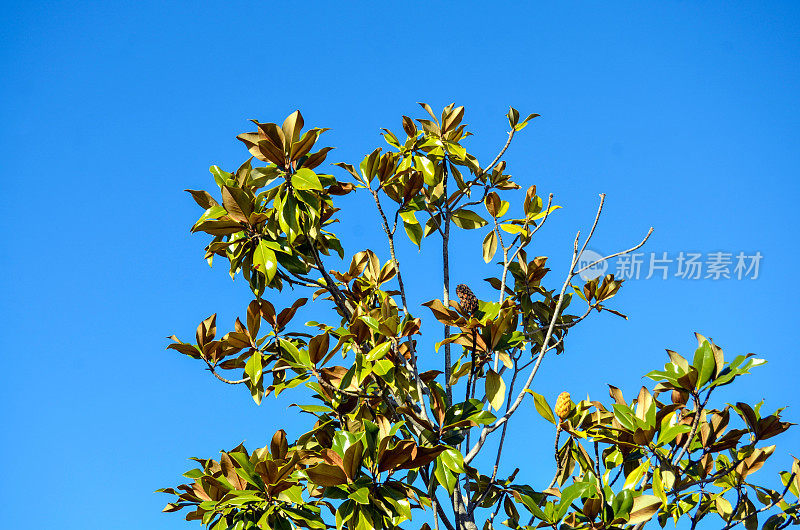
[[160, 105, 798, 530]]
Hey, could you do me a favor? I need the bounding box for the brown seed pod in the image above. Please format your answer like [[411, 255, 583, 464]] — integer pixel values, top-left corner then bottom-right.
[[555, 391, 572, 420], [456, 284, 478, 315]]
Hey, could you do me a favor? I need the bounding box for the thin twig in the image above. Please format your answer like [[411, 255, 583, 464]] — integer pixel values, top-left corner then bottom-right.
[[205, 362, 249, 385], [574, 227, 654, 276], [577, 194, 606, 261], [309, 243, 352, 321], [467, 356, 521, 515], [721, 472, 796, 530], [673, 389, 713, 465], [451, 129, 515, 210], [466, 196, 652, 464], [368, 186, 433, 426], [465, 232, 582, 464]]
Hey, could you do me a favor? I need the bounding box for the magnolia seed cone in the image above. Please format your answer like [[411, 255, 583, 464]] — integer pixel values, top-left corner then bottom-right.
[[555, 391, 572, 420], [456, 284, 478, 315]]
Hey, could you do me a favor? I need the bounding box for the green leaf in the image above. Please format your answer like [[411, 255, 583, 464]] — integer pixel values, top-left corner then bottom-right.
[[194, 205, 226, 227], [399, 210, 423, 247], [652, 469, 667, 505], [656, 422, 691, 447], [296, 404, 333, 413], [693, 340, 715, 387], [525, 390, 556, 424], [612, 489, 634, 520], [486, 369, 506, 411], [439, 448, 466, 474], [434, 460, 457, 495], [452, 209, 488, 229], [468, 410, 497, 425], [332, 431, 359, 459], [348, 487, 370, 505], [628, 495, 662, 524], [278, 194, 300, 241], [623, 461, 650, 490], [403, 220, 423, 248], [499, 223, 528, 235], [292, 168, 323, 191], [252, 241, 277, 282], [507, 107, 520, 126], [496, 200, 510, 218], [557, 483, 592, 520], [336, 500, 355, 530], [482, 230, 498, 263], [280, 338, 310, 367], [210, 165, 233, 187], [416, 156, 435, 184], [182, 468, 204, 479], [360, 315, 381, 333], [715, 495, 733, 518], [366, 342, 391, 361], [245, 352, 262, 385], [228, 452, 263, 490], [249, 379, 264, 405], [529, 204, 562, 221], [424, 214, 442, 237], [612, 404, 637, 431], [372, 359, 394, 378]]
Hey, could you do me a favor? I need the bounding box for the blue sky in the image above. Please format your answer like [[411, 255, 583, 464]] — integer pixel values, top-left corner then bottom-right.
[[2, 1, 799, 528]]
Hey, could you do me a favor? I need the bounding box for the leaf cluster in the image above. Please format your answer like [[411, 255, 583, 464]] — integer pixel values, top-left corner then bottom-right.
[[161, 106, 796, 530]]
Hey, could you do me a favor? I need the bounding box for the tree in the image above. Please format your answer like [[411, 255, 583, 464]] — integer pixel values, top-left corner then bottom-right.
[[159, 104, 799, 530]]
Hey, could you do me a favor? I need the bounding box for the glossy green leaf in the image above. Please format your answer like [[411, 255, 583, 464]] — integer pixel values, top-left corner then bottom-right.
[[292, 168, 323, 191], [403, 220, 423, 248], [486, 369, 506, 411], [693, 340, 715, 387], [628, 495, 662, 524], [499, 223, 528, 235], [439, 448, 466, 474], [612, 489, 634, 520], [348, 487, 370, 505], [452, 209, 488, 229], [210, 165, 233, 187], [252, 241, 277, 282], [366, 342, 391, 361], [434, 460, 456, 495], [525, 390, 556, 424], [529, 204, 562, 221], [244, 352, 262, 385], [482, 230, 497, 263]]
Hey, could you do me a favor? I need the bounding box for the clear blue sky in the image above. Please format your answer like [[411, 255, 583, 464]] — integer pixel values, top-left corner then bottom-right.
[[2, 2, 798, 528]]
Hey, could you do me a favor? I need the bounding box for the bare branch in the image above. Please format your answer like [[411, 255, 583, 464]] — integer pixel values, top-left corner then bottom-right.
[[721, 472, 796, 530], [465, 194, 655, 466], [673, 389, 713, 465], [309, 242, 352, 321], [465, 232, 582, 464], [574, 227, 654, 277], [205, 363, 249, 385], [485, 131, 515, 174], [576, 193, 605, 260], [451, 128, 515, 210]]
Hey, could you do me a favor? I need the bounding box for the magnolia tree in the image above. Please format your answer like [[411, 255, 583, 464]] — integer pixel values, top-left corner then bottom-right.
[[159, 105, 799, 530]]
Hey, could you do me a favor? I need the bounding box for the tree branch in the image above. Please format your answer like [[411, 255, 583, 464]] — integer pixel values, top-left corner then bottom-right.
[[466, 196, 653, 465], [205, 361, 249, 385], [673, 389, 713, 465], [451, 129, 515, 210], [721, 472, 796, 530]]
